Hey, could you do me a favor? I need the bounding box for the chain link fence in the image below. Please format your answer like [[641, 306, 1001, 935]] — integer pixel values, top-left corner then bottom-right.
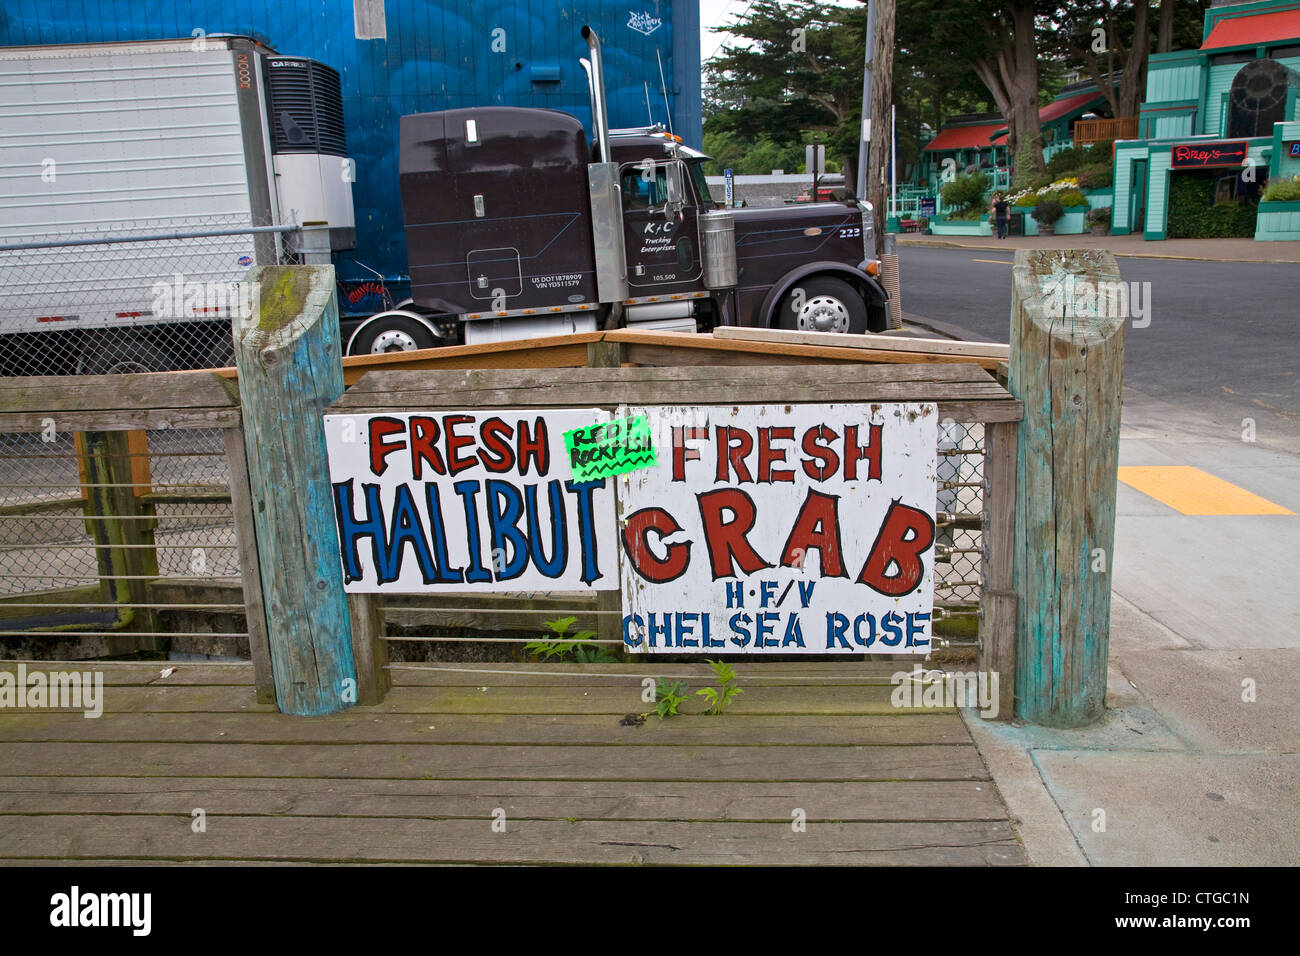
[[0, 215, 296, 376], [0, 424, 248, 660], [935, 421, 985, 650]]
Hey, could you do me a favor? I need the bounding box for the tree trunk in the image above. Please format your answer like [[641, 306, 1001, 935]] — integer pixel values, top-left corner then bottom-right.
[[867, 0, 897, 247], [1157, 0, 1174, 53], [971, 0, 1043, 187], [1119, 0, 1150, 117], [1008, 0, 1043, 178]]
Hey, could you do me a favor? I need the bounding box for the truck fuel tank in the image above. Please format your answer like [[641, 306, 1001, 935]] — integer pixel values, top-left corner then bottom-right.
[[700, 210, 737, 289]]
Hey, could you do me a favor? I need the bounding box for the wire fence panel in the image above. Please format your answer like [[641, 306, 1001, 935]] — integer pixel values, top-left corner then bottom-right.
[[937, 421, 985, 602], [0, 215, 288, 376], [0, 424, 250, 661], [0, 411, 991, 662]]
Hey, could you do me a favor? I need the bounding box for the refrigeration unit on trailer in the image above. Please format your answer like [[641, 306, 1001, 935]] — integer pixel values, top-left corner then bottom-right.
[[0, 36, 354, 374]]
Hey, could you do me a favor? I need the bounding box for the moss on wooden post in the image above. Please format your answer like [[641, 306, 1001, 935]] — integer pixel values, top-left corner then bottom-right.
[[235, 265, 357, 716], [1008, 249, 1125, 728]]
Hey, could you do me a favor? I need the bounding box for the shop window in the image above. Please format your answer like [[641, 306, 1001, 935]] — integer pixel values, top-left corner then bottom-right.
[[1210, 50, 1256, 66], [1214, 174, 1236, 203], [1226, 59, 1297, 139]]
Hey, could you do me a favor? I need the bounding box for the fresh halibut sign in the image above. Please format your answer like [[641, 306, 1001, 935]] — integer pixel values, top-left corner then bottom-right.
[[324, 410, 618, 592]]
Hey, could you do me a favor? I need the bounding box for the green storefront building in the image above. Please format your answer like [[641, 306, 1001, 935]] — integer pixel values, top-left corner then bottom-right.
[[1114, 0, 1300, 240]]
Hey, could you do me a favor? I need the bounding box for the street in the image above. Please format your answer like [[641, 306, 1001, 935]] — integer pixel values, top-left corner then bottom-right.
[[898, 245, 1300, 447], [898, 243, 1300, 865]]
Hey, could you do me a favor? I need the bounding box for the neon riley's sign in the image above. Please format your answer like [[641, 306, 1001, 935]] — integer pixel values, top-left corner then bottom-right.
[[1170, 141, 1249, 169]]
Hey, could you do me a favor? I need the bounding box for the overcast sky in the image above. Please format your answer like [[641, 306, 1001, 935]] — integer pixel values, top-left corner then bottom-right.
[[697, 0, 862, 64], [698, 0, 748, 64]]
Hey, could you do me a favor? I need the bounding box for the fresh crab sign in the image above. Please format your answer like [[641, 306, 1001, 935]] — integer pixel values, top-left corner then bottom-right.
[[617, 404, 938, 655]]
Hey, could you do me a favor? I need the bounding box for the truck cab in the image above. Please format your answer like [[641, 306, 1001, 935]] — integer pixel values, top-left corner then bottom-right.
[[348, 26, 888, 354], [607, 130, 887, 334]]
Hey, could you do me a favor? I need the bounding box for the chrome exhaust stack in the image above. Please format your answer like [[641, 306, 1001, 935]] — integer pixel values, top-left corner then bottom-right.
[[582, 25, 613, 164], [581, 25, 629, 304]]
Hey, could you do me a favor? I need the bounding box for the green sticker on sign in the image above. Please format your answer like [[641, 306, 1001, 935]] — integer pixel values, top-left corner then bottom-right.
[[563, 414, 657, 482]]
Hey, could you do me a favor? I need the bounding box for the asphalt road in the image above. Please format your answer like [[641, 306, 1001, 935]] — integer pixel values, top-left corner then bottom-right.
[[897, 245, 1300, 444]]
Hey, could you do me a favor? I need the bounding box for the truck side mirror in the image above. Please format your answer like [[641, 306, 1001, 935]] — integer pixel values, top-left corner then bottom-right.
[[665, 162, 683, 203], [664, 161, 685, 220]]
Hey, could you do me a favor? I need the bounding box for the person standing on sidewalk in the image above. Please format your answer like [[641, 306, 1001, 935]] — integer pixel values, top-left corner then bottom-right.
[[991, 193, 1010, 239]]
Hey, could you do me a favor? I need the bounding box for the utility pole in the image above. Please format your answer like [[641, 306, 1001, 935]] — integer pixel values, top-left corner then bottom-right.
[[856, 0, 875, 204], [867, 0, 896, 252]]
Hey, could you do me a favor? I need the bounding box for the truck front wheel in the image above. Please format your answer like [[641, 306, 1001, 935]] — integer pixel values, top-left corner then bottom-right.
[[347, 312, 439, 355], [775, 277, 868, 335]]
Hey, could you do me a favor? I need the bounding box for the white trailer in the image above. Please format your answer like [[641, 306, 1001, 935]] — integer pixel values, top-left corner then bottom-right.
[[0, 36, 354, 373]]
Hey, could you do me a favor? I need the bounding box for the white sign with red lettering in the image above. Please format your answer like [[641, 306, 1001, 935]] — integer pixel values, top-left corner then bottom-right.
[[617, 404, 938, 654]]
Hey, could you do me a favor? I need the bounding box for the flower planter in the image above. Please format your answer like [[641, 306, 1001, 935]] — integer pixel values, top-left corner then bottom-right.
[[1054, 208, 1087, 235], [1083, 188, 1114, 211], [929, 218, 993, 236], [1254, 200, 1300, 241]]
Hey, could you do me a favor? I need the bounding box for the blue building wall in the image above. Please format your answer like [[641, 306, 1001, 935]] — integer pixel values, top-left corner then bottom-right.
[[0, 0, 702, 284]]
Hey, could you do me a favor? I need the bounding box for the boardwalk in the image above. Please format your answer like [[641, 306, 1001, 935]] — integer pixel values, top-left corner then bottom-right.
[[0, 661, 1025, 865]]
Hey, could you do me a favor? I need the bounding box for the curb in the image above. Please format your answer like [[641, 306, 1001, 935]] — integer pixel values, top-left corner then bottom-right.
[[894, 237, 1300, 265], [960, 710, 1090, 867]]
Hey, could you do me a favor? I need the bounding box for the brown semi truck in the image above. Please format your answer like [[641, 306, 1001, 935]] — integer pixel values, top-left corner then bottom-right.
[[346, 27, 889, 353]]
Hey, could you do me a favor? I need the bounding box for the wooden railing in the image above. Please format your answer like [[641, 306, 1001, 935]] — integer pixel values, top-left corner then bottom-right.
[[1074, 116, 1139, 145]]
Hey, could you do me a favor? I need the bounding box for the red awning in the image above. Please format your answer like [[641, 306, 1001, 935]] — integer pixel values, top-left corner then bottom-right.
[[923, 122, 1007, 152], [1039, 89, 1106, 124], [1201, 9, 1300, 50]]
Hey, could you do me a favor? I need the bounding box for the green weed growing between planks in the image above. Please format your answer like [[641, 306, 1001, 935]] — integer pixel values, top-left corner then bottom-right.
[[696, 659, 743, 715]]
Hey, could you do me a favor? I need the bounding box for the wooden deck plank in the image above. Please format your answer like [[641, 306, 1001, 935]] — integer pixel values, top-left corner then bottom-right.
[[711, 326, 1011, 360], [0, 741, 989, 781], [19, 682, 951, 715], [0, 660, 1024, 866], [0, 711, 970, 746], [331, 364, 1015, 415], [0, 815, 1024, 865], [0, 660, 922, 687], [0, 776, 1007, 822]]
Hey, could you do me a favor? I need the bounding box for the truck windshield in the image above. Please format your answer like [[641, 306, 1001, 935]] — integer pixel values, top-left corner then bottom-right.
[[688, 162, 717, 207]]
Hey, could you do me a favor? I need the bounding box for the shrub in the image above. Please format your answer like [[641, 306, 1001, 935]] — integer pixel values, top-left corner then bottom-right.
[[1167, 173, 1257, 237], [1011, 190, 1039, 206], [1012, 143, 1048, 189], [939, 170, 992, 212], [1046, 147, 1084, 179], [1082, 142, 1115, 165], [1086, 207, 1111, 226], [1032, 200, 1064, 225], [1262, 175, 1300, 202], [1057, 188, 1089, 207], [1076, 163, 1114, 189]]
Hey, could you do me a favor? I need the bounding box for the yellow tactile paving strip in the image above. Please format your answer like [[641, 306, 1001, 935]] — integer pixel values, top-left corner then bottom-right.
[[1117, 466, 1295, 516]]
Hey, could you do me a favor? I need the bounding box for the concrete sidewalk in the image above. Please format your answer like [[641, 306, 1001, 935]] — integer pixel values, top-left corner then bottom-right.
[[896, 232, 1300, 263], [967, 388, 1300, 866]]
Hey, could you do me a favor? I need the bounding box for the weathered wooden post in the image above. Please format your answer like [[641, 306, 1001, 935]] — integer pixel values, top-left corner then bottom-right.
[[235, 264, 357, 715], [76, 429, 161, 655], [587, 337, 626, 656], [1008, 249, 1125, 727]]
